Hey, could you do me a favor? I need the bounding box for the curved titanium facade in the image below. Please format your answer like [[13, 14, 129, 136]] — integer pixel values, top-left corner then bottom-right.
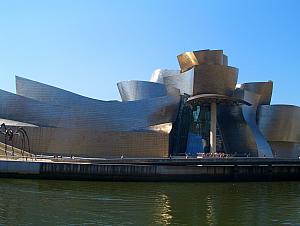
[[163, 69, 194, 95], [217, 105, 258, 156], [0, 126, 170, 158], [2, 86, 180, 131], [268, 141, 300, 158], [239, 90, 273, 157], [16, 76, 120, 108], [117, 80, 179, 101], [177, 51, 198, 73], [193, 65, 238, 96], [258, 105, 300, 158], [1, 49, 298, 159], [240, 81, 273, 105], [150, 69, 180, 84], [258, 105, 300, 142], [13, 76, 181, 158], [0, 118, 38, 127], [177, 50, 227, 73]]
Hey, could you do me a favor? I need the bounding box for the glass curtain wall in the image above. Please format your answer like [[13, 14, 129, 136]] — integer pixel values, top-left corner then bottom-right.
[[186, 103, 226, 155], [186, 104, 211, 155]]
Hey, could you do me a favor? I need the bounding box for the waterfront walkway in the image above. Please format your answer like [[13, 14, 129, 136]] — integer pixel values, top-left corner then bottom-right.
[[0, 141, 300, 182], [0, 154, 299, 181]]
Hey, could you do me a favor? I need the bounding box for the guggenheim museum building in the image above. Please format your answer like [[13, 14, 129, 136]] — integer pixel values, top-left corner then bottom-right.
[[0, 49, 300, 159]]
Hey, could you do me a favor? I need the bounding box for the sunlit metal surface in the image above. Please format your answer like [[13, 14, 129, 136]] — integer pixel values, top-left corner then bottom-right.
[[257, 104, 300, 158], [237, 89, 273, 157], [117, 80, 180, 101], [240, 81, 273, 105], [177, 52, 199, 73], [145, 123, 173, 133], [217, 105, 258, 156], [150, 69, 180, 84], [177, 50, 226, 73], [193, 50, 226, 65], [16, 76, 120, 108], [223, 54, 228, 66], [2, 77, 181, 130], [258, 105, 300, 143], [3, 49, 299, 159], [193, 65, 238, 96], [0, 126, 170, 158], [0, 118, 38, 127], [163, 68, 194, 95]]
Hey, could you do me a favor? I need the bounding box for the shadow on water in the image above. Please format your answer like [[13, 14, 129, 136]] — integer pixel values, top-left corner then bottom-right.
[[0, 179, 299, 225]]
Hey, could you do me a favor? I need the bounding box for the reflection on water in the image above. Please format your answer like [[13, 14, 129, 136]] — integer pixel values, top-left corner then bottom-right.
[[0, 179, 299, 225], [206, 195, 215, 226], [154, 193, 172, 225]]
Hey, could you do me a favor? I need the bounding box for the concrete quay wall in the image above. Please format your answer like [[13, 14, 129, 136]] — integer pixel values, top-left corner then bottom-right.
[[0, 158, 300, 181]]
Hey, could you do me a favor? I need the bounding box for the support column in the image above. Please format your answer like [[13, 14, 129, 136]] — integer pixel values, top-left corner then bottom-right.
[[210, 102, 217, 153]]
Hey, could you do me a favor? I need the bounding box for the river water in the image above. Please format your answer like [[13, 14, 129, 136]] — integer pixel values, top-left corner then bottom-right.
[[0, 179, 299, 225]]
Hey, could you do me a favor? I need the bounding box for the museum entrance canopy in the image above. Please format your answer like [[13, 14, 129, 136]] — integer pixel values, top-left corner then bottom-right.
[[186, 94, 251, 106]]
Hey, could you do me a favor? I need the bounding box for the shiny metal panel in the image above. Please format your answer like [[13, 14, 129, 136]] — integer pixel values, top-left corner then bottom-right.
[[16, 76, 119, 108], [0, 118, 38, 127], [177, 52, 199, 73], [0, 126, 170, 158], [117, 80, 179, 101], [177, 50, 226, 73], [193, 65, 238, 96], [223, 54, 228, 66], [239, 90, 273, 157], [150, 69, 180, 84], [1, 86, 180, 131], [145, 123, 173, 133], [240, 81, 273, 105], [258, 105, 300, 143], [7, 49, 299, 159], [217, 105, 258, 156], [268, 141, 300, 158], [193, 50, 224, 65], [163, 68, 194, 95]]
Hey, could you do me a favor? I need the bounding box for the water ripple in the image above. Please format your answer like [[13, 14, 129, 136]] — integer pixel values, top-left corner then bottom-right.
[[0, 180, 299, 225]]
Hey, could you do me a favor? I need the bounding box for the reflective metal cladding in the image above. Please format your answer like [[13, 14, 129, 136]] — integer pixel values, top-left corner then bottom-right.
[[240, 81, 273, 105], [0, 49, 298, 159], [177, 50, 227, 73], [237, 89, 273, 157], [117, 80, 180, 101], [175, 49, 238, 97], [232, 82, 274, 157], [258, 105, 300, 143], [163, 69, 194, 95], [7, 76, 182, 158], [11, 77, 181, 130], [0, 126, 170, 158], [150, 69, 180, 84], [217, 105, 258, 156], [193, 64, 238, 96], [258, 105, 300, 158]]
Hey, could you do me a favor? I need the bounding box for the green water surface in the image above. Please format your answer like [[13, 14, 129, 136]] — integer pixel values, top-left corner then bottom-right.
[[0, 179, 299, 226]]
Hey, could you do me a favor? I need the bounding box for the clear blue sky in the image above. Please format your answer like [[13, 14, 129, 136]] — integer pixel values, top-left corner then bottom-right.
[[0, 0, 299, 104]]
